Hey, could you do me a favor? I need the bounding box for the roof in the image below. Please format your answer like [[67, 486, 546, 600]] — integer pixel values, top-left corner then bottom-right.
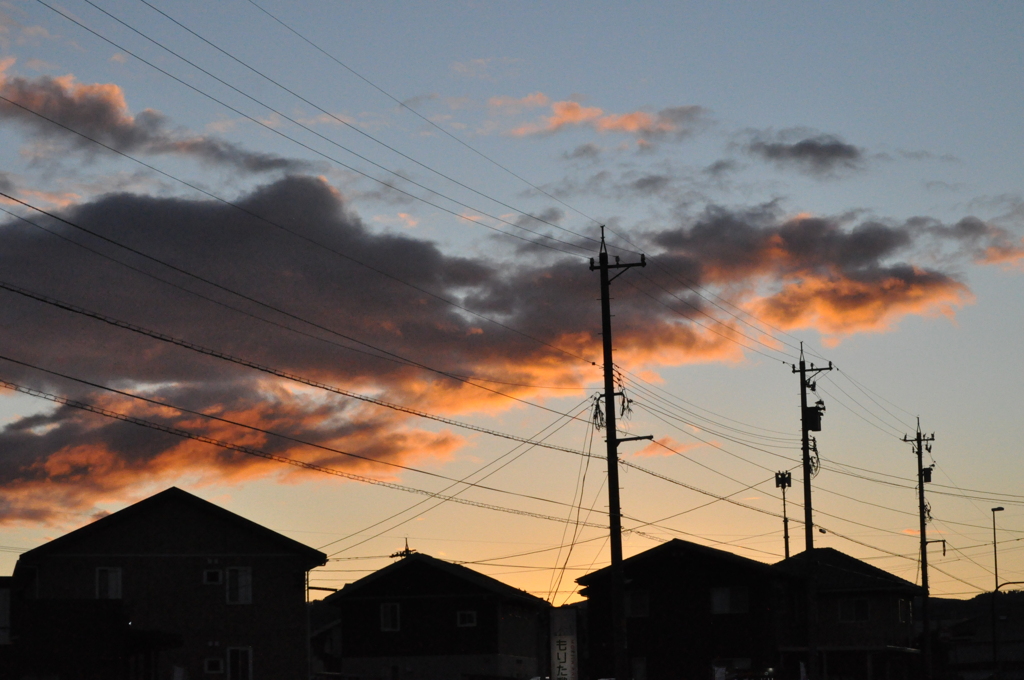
[[326, 552, 549, 607], [576, 538, 779, 587], [18, 487, 326, 568], [774, 547, 923, 595]]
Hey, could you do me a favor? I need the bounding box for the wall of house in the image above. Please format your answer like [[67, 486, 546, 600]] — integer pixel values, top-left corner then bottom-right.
[[816, 592, 915, 648], [13, 497, 317, 680], [584, 552, 790, 680]]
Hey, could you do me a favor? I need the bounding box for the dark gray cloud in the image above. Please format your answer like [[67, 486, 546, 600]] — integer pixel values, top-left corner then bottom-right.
[[563, 143, 602, 161], [703, 160, 740, 177], [0, 175, 1012, 522], [0, 73, 316, 174], [745, 130, 864, 176]]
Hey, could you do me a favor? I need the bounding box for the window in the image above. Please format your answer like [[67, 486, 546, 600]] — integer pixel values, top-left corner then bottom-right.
[[710, 586, 749, 614], [226, 567, 252, 605], [899, 598, 912, 623], [96, 567, 122, 600], [204, 569, 224, 585], [380, 603, 400, 631], [456, 610, 477, 627], [631, 657, 647, 680], [839, 598, 870, 622], [204, 657, 225, 674], [625, 590, 650, 618], [226, 647, 251, 680]]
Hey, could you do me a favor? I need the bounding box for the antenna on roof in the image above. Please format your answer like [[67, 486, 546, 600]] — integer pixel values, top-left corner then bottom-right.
[[390, 538, 417, 559]]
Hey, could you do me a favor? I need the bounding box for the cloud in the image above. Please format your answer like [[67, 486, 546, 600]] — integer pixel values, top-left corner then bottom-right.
[[563, 143, 602, 161], [634, 437, 711, 457], [488, 92, 549, 115], [744, 130, 865, 176], [647, 204, 989, 340], [510, 100, 709, 140], [0, 70, 315, 174], [0, 176, 1005, 522], [450, 57, 521, 82]]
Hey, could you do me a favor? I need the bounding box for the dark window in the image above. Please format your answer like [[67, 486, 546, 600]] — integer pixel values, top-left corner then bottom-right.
[[226, 647, 251, 680], [226, 567, 251, 604], [381, 603, 400, 631], [204, 657, 224, 673], [204, 569, 224, 585], [631, 657, 647, 680], [710, 586, 749, 614], [456, 610, 477, 627], [839, 598, 870, 622], [96, 567, 122, 599], [899, 598, 912, 623], [625, 590, 650, 618]]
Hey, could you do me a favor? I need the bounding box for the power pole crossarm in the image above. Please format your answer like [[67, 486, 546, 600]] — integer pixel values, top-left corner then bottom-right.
[[590, 228, 647, 680]]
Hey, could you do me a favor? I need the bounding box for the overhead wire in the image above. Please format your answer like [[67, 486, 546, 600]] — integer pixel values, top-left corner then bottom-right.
[[321, 400, 597, 556], [0, 280, 600, 455], [0, 353, 595, 513], [0, 377, 609, 529], [243, 0, 604, 228], [37, 0, 590, 259], [0, 93, 597, 368], [119, 0, 601, 249]]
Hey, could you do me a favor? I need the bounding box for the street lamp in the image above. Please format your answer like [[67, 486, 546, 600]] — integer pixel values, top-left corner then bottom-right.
[[992, 506, 1004, 677]]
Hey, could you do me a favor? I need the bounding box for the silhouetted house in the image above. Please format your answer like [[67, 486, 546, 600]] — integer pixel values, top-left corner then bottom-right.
[[318, 551, 550, 680], [7, 486, 326, 680], [774, 547, 923, 680], [933, 591, 1024, 680], [576, 538, 797, 680]]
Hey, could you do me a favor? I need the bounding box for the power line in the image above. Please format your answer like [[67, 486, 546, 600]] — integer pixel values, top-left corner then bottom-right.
[[0, 280, 599, 455], [0, 377, 609, 529], [118, 0, 601, 249], [243, 0, 603, 228], [0, 353, 596, 513], [0, 93, 596, 368], [36, 0, 589, 259]]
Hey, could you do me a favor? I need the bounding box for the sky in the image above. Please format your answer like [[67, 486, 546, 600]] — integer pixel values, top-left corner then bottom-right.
[[0, 0, 1022, 603]]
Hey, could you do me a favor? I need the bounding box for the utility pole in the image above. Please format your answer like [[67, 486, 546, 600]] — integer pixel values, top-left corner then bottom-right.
[[791, 344, 830, 680], [776, 471, 792, 559], [590, 228, 648, 680], [792, 344, 831, 551], [904, 420, 935, 680]]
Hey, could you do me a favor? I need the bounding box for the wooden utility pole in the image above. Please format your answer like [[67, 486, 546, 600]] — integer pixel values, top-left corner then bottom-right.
[[590, 228, 648, 680], [904, 420, 935, 680]]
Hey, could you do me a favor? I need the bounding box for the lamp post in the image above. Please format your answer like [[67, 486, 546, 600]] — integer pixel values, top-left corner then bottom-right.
[[992, 506, 1004, 678]]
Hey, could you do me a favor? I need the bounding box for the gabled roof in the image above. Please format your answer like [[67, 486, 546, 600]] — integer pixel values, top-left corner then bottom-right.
[[774, 547, 922, 595], [326, 552, 548, 607], [18, 487, 325, 568], [576, 538, 778, 587]]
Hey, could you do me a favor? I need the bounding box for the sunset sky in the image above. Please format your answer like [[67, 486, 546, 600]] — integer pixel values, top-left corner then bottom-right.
[[0, 1, 1022, 603]]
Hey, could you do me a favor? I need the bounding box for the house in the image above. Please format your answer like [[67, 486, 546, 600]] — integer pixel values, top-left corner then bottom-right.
[[576, 538, 798, 680], [317, 550, 551, 680], [773, 547, 923, 680], [7, 486, 326, 680], [932, 591, 1024, 680]]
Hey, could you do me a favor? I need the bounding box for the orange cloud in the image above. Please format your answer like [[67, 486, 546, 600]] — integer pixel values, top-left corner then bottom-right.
[[978, 238, 1024, 270], [634, 436, 711, 458], [488, 92, 549, 115], [509, 101, 706, 139], [510, 100, 603, 136], [750, 269, 972, 338]]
